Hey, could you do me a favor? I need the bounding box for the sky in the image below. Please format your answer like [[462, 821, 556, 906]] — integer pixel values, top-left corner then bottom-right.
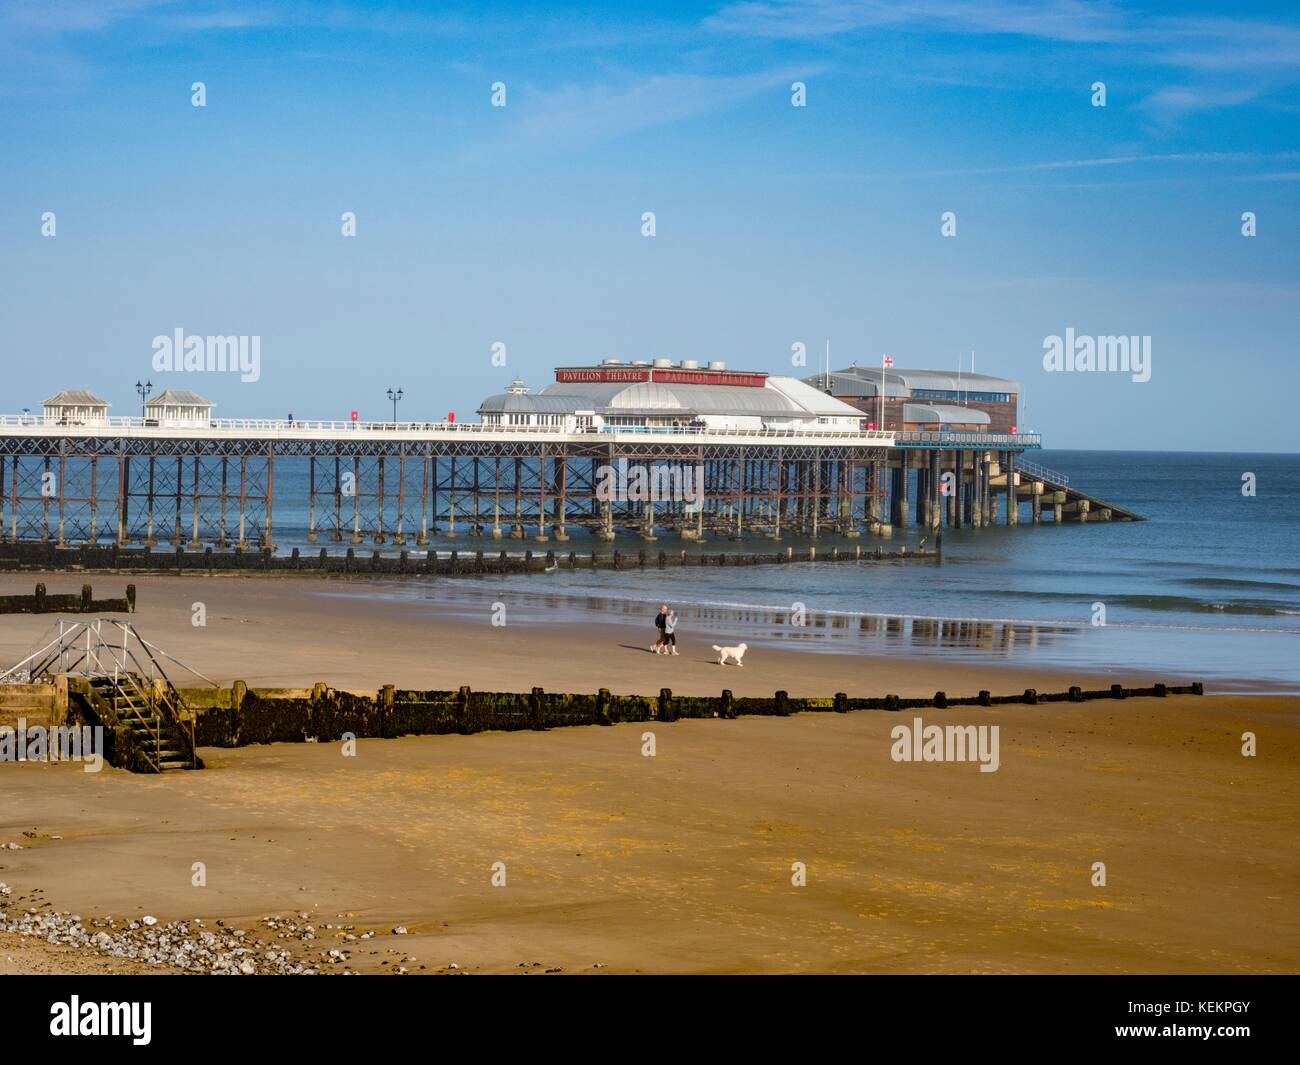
[[1, 0, 1297, 450]]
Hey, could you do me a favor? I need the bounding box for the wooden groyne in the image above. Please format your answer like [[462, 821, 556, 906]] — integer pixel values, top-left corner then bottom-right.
[[0, 582, 135, 614], [0, 541, 938, 578], [187, 679, 1204, 749]]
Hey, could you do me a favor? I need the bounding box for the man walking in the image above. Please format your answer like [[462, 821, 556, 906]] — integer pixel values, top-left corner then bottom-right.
[[652, 604, 669, 654]]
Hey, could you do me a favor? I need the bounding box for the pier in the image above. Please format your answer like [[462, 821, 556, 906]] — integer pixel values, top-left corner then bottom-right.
[[0, 413, 1135, 553]]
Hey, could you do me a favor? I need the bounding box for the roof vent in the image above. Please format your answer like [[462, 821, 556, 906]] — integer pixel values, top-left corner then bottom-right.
[[631, 359, 650, 366], [653, 358, 672, 368], [680, 359, 699, 369], [601, 358, 623, 366], [707, 360, 726, 371]]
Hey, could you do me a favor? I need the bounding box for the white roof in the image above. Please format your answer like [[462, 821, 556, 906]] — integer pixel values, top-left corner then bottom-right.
[[482, 373, 866, 421], [44, 389, 109, 408], [145, 389, 213, 408]]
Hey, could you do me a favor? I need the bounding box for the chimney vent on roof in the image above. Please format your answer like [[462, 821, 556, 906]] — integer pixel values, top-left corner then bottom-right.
[[680, 359, 699, 369], [707, 360, 726, 371], [601, 358, 622, 365], [653, 358, 672, 368], [631, 359, 649, 366]]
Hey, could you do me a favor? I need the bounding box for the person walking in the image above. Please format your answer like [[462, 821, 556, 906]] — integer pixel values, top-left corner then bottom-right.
[[664, 609, 679, 655], [652, 604, 669, 654]]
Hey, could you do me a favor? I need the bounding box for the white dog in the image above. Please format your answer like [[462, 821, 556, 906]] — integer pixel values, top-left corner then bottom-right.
[[712, 642, 747, 667]]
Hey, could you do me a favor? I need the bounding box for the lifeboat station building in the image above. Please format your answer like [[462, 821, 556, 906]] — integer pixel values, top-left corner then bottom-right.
[[806, 364, 1020, 434]]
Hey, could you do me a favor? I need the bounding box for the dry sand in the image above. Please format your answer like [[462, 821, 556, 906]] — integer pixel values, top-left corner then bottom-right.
[[2, 573, 1297, 974]]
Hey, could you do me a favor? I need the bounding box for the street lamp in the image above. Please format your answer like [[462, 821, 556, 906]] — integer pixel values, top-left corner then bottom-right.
[[135, 379, 152, 419], [387, 387, 404, 423]]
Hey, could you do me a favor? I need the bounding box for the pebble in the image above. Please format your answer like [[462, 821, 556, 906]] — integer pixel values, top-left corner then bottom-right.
[[0, 887, 333, 975]]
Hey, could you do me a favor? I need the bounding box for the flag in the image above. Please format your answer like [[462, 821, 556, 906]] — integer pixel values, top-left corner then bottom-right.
[[883, 355, 894, 367]]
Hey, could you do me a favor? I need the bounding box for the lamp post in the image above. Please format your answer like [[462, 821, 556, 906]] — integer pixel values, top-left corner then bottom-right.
[[135, 379, 152, 419], [387, 387, 404, 423]]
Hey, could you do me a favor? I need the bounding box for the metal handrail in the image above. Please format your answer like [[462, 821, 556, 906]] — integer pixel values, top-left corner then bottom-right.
[[1015, 459, 1070, 485], [110, 670, 164, 772], [894, 430, 1041, 447], [0, 413, 894, 443]]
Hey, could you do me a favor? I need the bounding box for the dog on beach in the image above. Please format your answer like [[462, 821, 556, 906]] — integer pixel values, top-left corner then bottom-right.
[[712, 642, 747, 666]]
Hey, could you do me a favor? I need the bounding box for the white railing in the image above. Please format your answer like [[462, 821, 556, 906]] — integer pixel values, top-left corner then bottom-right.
[[0, 414, 894, 444]]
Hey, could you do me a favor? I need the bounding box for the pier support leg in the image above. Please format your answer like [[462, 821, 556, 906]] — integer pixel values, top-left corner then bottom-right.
[[554, 453, 568, 541], [929, 449, 942, 530], [331, 455, 343, 542], [535, 447, 549, 541], [351, 456, 362, 544], [189, 455, 202, 548], [891, 462, 909, 529], [307, 454, 318, 543], [374, 456, 386, 544], [1005, 452, 1018, 526], [218, 457, 228, 547], [144, 456, 157, 546], [418, 453, 429, 545], [394, 451, 406, 545], [263, 448, 274, 551]]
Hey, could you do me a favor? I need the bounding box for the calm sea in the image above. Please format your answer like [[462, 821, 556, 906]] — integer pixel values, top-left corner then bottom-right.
[[259, 450, 1300, 692]]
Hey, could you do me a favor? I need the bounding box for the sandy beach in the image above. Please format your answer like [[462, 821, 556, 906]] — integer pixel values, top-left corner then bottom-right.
[[0, 573, 1181, 696], [2, 572, 1297, 974]]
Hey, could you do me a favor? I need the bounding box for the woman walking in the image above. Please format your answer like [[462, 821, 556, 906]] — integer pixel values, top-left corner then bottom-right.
[[664, 609, 679, 655]]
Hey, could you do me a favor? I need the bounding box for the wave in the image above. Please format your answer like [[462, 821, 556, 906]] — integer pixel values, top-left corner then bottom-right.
[[1181, 576, 1300, 592], [976, 588, 1300, 618]]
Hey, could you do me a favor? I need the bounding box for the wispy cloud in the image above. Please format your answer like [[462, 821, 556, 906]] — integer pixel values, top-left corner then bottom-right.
[[913, 150, 1300, 178], [705, 0, 1300, 118], [706, 0, 1129, 44], [456, 66, 814, 161]]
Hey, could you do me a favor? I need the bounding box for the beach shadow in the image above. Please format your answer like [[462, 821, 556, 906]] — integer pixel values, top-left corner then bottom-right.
[[620, 644, 664, 655]]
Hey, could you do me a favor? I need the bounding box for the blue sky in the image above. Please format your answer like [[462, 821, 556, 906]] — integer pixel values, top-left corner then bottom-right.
[[1, 0, 1297, 449]]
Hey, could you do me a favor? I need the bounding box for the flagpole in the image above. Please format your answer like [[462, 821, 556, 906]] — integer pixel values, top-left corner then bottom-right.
[[880, 355, 886, 432]]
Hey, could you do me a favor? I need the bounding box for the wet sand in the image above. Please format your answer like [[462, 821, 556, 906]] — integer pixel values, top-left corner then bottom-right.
[[1, 573, 1170, 696]]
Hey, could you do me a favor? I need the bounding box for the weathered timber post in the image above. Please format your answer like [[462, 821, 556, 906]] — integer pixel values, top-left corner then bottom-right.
[[457, 685, 471, 734]]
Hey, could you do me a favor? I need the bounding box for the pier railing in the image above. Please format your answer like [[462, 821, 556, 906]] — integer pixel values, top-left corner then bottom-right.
[[0, 414, 894, 445], [894, 430, 1041, 449]]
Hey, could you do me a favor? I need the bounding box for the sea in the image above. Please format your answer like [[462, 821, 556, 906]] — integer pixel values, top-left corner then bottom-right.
[[159, 449, 1300, 692]]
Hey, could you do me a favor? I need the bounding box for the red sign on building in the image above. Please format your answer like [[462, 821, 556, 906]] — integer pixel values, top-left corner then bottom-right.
[[651, 368, 766, 387], [555, 368, 650, 384], [553, 366, 767, 388]]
